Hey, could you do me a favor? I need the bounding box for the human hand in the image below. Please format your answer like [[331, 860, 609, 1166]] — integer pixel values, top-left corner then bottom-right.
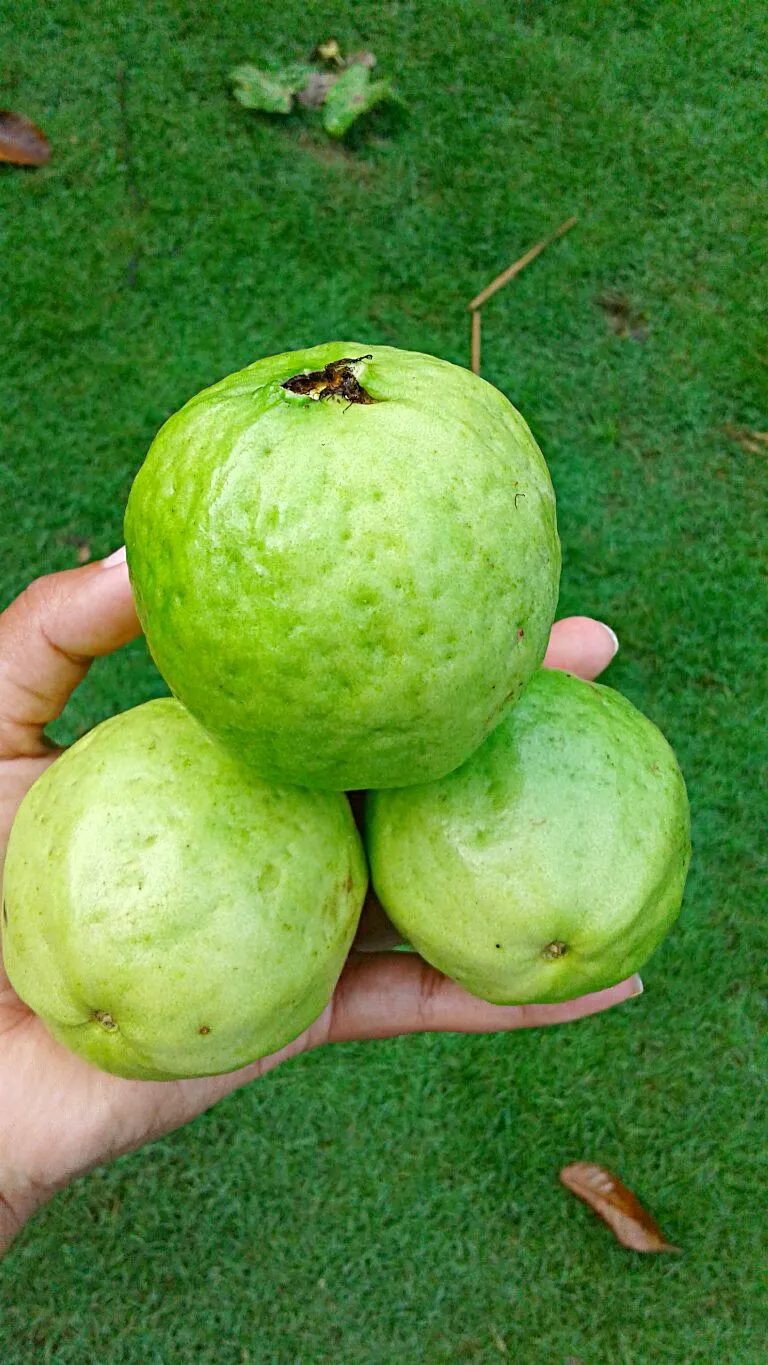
[[0, 555, 639, 1252]]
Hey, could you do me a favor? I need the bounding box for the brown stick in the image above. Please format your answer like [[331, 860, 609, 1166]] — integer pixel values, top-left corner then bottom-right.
[[467, 215, 577, 312], [470, 309, 481, 375]]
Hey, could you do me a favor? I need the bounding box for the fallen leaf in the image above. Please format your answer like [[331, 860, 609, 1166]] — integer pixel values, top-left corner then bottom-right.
[[0, 109, 51, 166], [296, 71, 337, 109], [322, 64, 404, 139], [559, 1162, 680, 1253], [229, 63, 314, 115], [722, 422, 768, 455], [596, 291, 648, 341]]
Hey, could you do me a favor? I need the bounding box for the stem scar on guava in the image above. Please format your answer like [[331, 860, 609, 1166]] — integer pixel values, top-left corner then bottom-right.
[[281, 355, 375, 406], [93, 1010, 118, 1031]]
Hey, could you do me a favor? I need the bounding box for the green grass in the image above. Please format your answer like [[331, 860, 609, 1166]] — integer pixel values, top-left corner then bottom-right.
[[1, 0, 766, 1359]]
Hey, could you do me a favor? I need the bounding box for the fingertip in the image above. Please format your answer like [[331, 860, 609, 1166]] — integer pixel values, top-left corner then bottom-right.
[[585, 974, 643, 1008], [544, 616, 620, 681], [87, 558, 140, 648], [598, 621, 620, 660]]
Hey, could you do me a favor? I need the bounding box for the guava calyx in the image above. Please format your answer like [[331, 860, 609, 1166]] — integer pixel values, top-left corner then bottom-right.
[[542, 940, 568, 960], [281, 354, 375, 404]]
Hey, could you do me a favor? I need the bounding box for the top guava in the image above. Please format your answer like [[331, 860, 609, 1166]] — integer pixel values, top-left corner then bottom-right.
[[125, 344, 560, 789]]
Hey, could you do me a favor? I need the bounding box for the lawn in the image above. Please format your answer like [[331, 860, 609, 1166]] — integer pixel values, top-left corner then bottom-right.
[[0, 0, 765, 1360]]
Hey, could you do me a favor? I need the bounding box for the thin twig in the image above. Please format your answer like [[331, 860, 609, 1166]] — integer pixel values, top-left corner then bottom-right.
[[468, 215, 577, 312], [470, 309, 481, 375]]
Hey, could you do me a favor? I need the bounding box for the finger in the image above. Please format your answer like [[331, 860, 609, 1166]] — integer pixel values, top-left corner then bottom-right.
[[110, 966, 642, 1145], [324, 953, 643, 1043], [0, 552, 140, 758], [57, 961, 640, 1184], [543, 616, 618, 681]]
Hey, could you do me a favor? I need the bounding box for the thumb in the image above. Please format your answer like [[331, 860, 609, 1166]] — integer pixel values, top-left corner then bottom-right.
[[0, 550, 140, 759], [543, 616, 619, 681]]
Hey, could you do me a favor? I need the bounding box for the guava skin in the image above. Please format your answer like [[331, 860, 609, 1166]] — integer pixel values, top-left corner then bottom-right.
[[2, 700, 367, 1080], [365, 669, 691, 1004], [125, 343, 560, 790]]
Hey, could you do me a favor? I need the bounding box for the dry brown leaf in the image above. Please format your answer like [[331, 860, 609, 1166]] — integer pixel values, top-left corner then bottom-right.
[[0, 110, 50, 166], [560, 1162, 680, 1253]]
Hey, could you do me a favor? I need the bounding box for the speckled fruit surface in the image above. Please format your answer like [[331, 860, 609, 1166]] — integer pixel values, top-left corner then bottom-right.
[[365, 668, 691, 1004], [2, 699, 367, 1079], [124, 343, 560, 790]]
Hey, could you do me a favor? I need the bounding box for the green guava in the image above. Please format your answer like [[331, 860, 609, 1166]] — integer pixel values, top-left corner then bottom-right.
[[2, 700, 367, 1080], [124, 344, 560, 790], [365, 669, 691, 1004]]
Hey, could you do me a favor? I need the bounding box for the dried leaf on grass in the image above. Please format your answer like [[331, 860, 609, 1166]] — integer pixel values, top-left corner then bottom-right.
[[0, 110, 50, 166], [560, 1162, 680, 1253]]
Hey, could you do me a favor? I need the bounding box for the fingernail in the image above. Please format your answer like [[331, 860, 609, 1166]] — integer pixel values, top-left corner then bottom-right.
[[628, 973, 644, 997], [598, 622, 619, 658], [101, 546, 127, 568]]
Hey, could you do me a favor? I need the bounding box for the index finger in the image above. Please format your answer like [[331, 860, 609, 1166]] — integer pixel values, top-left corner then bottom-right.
[[0, 552, 140, 759]]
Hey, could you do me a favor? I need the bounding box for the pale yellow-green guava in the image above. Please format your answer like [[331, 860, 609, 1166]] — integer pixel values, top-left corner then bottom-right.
[[365, 669, 691, 1004], [2, 699, 367, 1080], [124, 344, 560, 790]]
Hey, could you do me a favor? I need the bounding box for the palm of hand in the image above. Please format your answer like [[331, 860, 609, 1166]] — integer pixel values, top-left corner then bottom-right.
[[0, 564, 633, 1251]]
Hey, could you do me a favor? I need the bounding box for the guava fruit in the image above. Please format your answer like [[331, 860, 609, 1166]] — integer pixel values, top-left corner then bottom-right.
[[365, 669, 691, 1004], [1, 700, 367, 1080], [124, 343, 560, 790]]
